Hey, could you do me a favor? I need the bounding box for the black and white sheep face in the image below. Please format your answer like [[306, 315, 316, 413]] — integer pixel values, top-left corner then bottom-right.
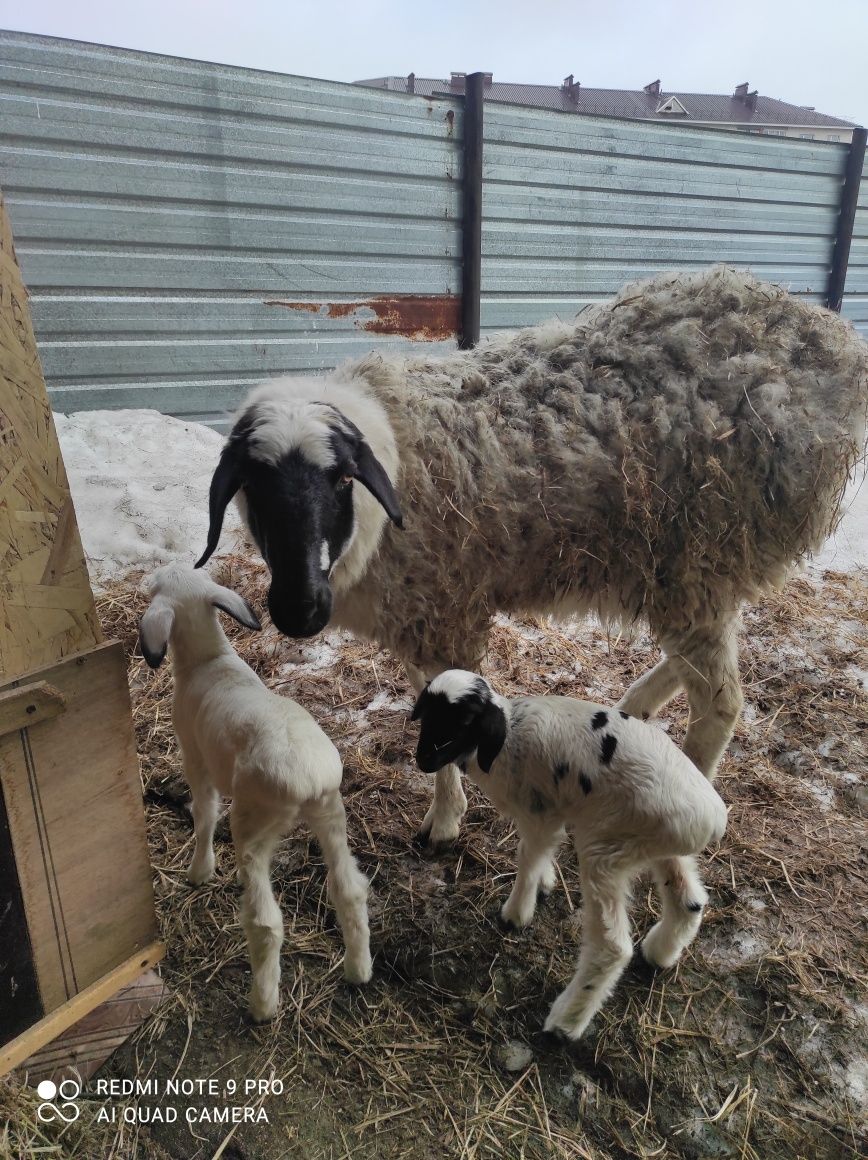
[[411, 670, 507, 775], [196, 401, 402, 639]]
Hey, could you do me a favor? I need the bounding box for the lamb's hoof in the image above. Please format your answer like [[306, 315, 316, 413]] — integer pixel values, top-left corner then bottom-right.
[[186, 864, 215, 887], [538, 1026, 570, 1049], [412, 827, 456, 854], [248, 998, 279, 1024], [631, 945, 660, 979], [496, 912, 520, 934], [343, 954, 374, 986], [640, 924, 681, 970]]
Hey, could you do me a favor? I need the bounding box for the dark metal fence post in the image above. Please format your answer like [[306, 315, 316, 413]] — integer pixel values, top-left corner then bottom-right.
[[827, 125, 866, 313], [459, 73, 484, 349]]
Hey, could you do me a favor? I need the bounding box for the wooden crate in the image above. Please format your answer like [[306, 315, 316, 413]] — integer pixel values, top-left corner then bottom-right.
[[0, 191, 162, 1075]]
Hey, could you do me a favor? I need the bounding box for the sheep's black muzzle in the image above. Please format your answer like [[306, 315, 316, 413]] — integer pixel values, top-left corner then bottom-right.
[[267, 579, 332, 639]]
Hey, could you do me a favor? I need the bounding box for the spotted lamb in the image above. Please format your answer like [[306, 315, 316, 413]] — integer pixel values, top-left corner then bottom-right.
[[411, 670, 727, 1039]]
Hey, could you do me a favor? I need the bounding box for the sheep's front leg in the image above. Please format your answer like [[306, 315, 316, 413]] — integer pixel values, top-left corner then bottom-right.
[[406, 660, 469, 848], [417, 764, 468, 848], [501, 823, 564, 929], [181, 744, 220, 885], [544, 853, 634, 1040], [641, 855, 708, 969], [231, 808, 288, 1022], [305, 791, 372, 985]]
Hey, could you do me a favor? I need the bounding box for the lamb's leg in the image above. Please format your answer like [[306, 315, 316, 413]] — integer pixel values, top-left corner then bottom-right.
[[182, 745, 220, 885], [501, 823, 565, 929], [231, 806, 290, 1022], [544, 851, 634, 1040], [305, 791, 372, 985], [641, 855, 708, 969], [616, 657, 681, 720], [667, 617, 743, 779]]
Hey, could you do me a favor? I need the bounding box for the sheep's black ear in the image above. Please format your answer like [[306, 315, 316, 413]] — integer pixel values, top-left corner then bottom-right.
[[330, 410, 403, 528], [196, 445, 242, 568], [138, 599, 175, 669], [410, 686, 429, 722], [475, 702, 507, 773], [211, 586, 261, 631], [352, 439, 403, 528]]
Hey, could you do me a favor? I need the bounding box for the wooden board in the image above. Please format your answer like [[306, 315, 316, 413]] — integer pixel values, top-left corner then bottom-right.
[[0, 943, 164, 1078], [17, 967, 165, 1086], [0, 641, 158, 1018], [0, 191, 102, 681]]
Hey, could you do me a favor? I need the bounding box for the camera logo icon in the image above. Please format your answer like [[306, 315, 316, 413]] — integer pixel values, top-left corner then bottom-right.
[[36, 1078, 81, 1123]]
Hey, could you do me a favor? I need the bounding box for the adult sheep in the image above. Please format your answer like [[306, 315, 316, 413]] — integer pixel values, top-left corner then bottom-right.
[[196, 267, 868, 848]]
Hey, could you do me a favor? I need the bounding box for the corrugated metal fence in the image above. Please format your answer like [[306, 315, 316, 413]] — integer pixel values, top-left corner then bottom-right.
[[0, 31, 864, 424], [481, 102, 849, 331], [844, 161, 868, 341], [0, 32, 462, 423]]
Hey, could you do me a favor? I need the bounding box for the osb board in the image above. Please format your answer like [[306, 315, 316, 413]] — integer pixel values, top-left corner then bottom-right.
[[0, 641, 158, 1019], [0, 191, 101, 681], [16, 967, 165, 1086]]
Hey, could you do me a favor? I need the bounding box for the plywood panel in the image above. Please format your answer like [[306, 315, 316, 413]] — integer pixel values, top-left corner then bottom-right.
[[0, 642, 157, 1016], [0, 192, 101, 680]]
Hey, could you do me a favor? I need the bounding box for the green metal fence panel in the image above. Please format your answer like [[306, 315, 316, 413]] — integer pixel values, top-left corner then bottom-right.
[[481, 102, 848, 334], [0, 31, 462, 424]]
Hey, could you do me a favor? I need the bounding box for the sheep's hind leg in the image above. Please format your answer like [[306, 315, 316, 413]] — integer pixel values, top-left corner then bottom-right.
[[641, 855, 708, 969], [232, 805, 292, 1023], [305, 790, 372, 985], [667, 617, 743, 779], [616, 657, 681, 721], [544, 850, 635, 1040]]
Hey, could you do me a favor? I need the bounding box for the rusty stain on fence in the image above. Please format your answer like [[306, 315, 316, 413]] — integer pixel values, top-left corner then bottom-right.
[[263, 294, 460, 341]]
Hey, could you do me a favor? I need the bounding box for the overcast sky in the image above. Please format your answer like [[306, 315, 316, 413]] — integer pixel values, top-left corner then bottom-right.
[[1, 0, 866, 127]]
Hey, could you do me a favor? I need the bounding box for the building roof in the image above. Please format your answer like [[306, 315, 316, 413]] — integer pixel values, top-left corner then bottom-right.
[[354, 75, 857, 128]]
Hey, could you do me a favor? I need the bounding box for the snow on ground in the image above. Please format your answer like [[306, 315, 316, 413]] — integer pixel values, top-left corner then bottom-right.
[[55, 409, 866, 590], [55, 410, 241, 588], [809, 470, 868, 577]]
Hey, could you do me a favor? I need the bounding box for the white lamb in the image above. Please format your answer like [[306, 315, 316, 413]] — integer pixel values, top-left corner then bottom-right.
[[411, 670, 727, 1040], [138, 562, 372, 1021]]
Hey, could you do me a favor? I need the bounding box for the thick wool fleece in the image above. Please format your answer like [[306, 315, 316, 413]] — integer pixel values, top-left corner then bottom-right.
[[327, 268, 867, 670]]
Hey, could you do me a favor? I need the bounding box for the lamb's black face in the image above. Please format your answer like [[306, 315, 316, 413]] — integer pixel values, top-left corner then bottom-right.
[[411, 672, 507, 775], [196, 400, 403, 639]]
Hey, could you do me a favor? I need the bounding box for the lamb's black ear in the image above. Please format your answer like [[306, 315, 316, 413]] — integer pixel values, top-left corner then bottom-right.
[[353, 438, 403, 528], [138, 599, 175, 669], [211, 585, 261, 631], [196, 445, 242, 568], [410, 685, 430, 722], [476, 702, 507, 773]]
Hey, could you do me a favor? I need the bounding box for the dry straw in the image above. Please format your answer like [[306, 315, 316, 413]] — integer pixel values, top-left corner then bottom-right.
[[2, 556, 865, 1160]]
